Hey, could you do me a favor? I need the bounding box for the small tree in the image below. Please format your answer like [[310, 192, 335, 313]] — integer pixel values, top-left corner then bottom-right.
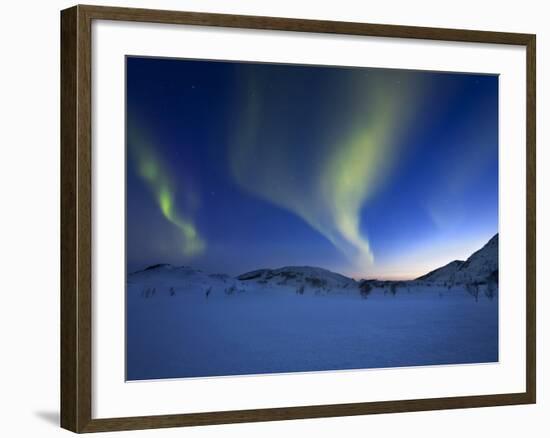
[[465, 283, 479, 302], [485, 270, 498, 300], [359, 282, 373, 299]]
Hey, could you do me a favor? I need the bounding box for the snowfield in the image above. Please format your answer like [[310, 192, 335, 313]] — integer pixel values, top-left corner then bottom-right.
[[126, 235, 499, 380]]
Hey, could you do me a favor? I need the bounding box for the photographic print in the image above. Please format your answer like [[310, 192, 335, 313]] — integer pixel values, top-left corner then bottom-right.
[[126, 57, 499, 381]]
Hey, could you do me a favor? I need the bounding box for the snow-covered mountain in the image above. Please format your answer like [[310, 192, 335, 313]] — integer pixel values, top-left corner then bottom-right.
[[128, 234, 498, 299], [416, 234, 498, 285], [127, 264, 245, 298], [237, 266, 357, 292], [128, 264, 358, 297], [416, 260, 464, 283]]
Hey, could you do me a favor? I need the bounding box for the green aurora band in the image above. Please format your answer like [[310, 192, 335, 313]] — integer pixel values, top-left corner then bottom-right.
[[128, 124, 205, 257], [231, 69, 420, 269]]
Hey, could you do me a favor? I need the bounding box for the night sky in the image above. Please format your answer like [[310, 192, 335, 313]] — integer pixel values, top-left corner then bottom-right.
[[126, 57, 498, 280]]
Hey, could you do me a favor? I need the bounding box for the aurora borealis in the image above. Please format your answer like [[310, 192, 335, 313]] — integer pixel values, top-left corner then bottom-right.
[[126, 57, 498, 280], [128, 122, 205, 256]]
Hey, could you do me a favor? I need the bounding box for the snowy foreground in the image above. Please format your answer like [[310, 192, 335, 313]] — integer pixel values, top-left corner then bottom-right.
[[127, 235, 499, 380]]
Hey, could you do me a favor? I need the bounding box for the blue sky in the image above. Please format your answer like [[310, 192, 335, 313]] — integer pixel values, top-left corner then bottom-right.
[[126, 57, 498, 279]]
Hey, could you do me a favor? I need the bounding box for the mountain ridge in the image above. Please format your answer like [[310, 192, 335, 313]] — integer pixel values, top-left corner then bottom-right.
[[130, 233, 498, 289], [415, 233, 498, 285]]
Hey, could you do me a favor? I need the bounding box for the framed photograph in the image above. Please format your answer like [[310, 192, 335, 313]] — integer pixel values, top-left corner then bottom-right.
[[60, 5, 536, 433]]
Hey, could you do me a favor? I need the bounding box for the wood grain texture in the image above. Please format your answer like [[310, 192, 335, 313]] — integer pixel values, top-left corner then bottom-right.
[[60, 5, 78, 432], [80, 393, 534, 433], [61, 5, 94, 432], [79, 4, 534, 44], [60, 4, 536, 433]]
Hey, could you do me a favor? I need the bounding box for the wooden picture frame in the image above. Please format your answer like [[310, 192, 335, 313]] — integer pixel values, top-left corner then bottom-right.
[[61, 4, 536, 433]]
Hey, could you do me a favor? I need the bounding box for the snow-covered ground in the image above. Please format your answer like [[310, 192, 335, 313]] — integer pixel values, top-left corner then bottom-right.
[[126, 235, 499, 380]]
